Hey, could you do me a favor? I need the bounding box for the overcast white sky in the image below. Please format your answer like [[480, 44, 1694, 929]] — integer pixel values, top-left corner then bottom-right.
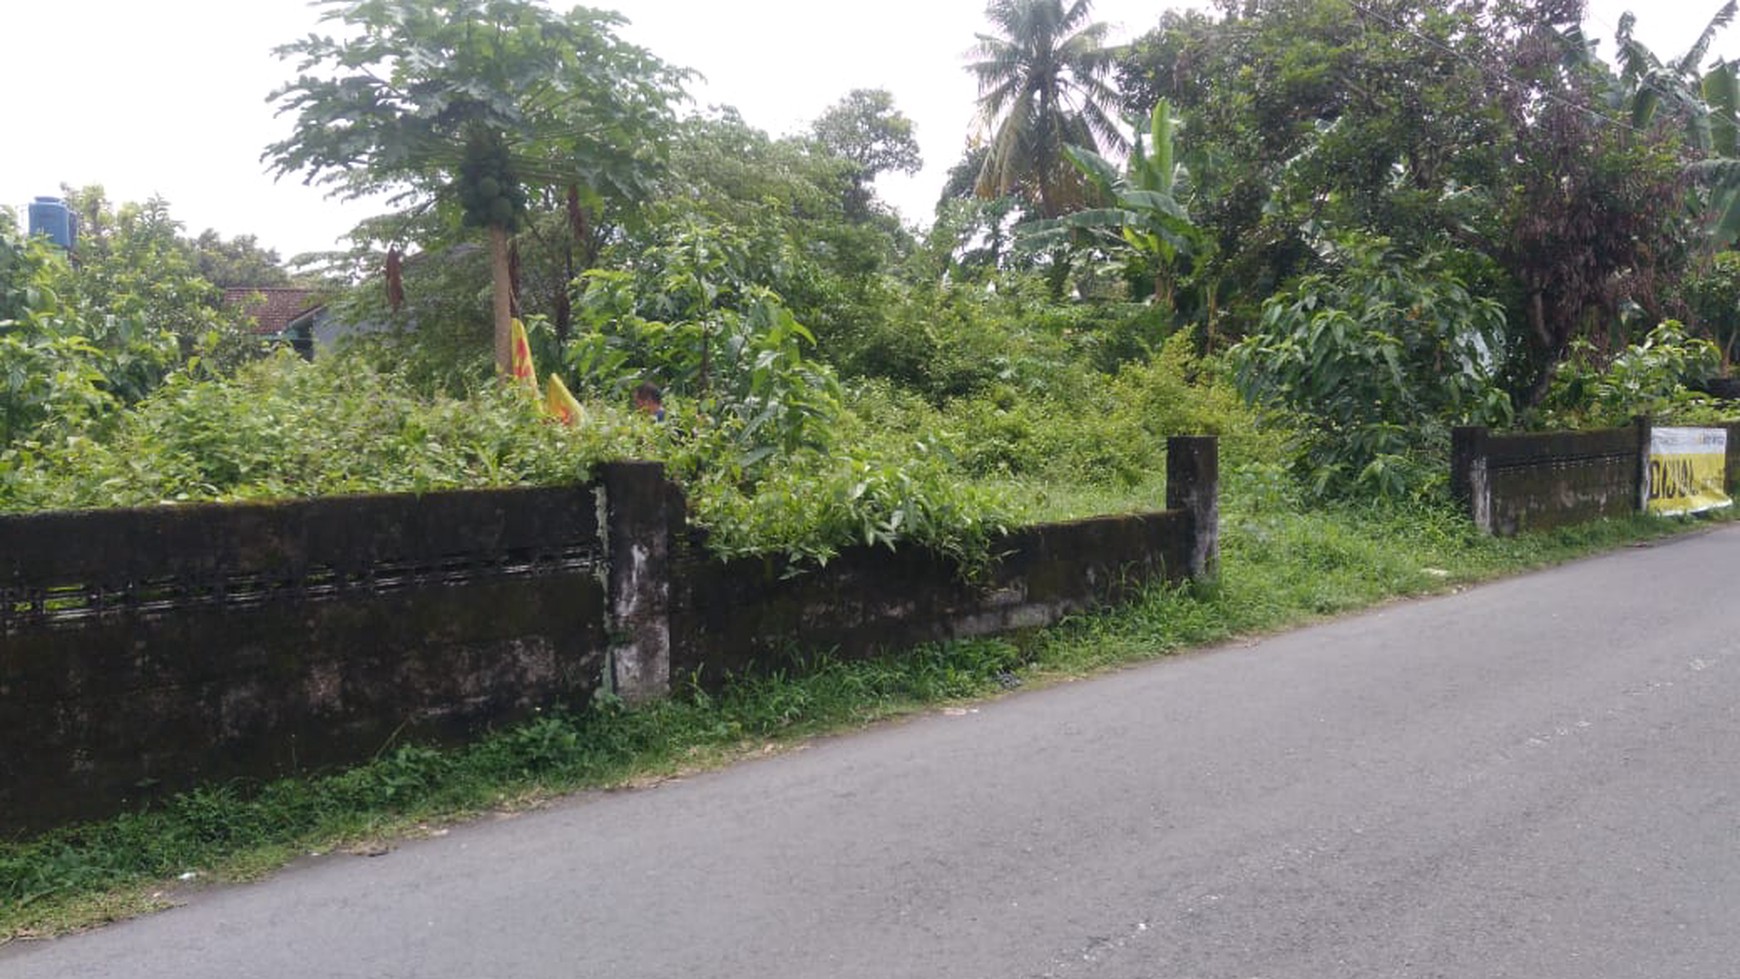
[[3, 0, 1732, 258]]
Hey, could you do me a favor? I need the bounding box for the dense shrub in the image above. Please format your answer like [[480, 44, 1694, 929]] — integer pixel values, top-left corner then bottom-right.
[[0, 353, 651, 512], [567, 223, 844, 461], [825, 277, 1079, 401], [933, 332, 1280, 486], [684, 441, 1016, 573], [1537, 321, 1729, 429], [1228, 238, 1513, 500], [1681, 251, 1740, 370]]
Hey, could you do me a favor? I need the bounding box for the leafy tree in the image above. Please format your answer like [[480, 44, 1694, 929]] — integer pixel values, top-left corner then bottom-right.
[[1480, 3, 1694, 401], [189, 230, 293, 289], [630, 108, 918, 363], [1499, 93, 1689, 403], [568, 221, 843, 464], [58, 188, 234, 360], [1117, 0, 1697, 400], [1229, 235, 1513, 499], [1114, 7, 1223, 117], [1119, 1, 1513, 311], [1603, 3, 1735, 149], [0, 196, 243, 448], [1, 212, 114, 446], [811, 88, 923, 220], [968, 0, 1125, 219], [929, 144, 1028, 280], [265, 0, 685, 376], [1593, 5, 1740, 258]]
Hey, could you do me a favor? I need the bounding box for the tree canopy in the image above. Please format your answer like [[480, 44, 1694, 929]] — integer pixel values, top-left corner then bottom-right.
[[264, 0, 686, 374], [969, 0, 1125, 218]]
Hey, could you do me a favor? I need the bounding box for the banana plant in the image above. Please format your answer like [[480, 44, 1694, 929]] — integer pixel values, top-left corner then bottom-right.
[[1599, 4, 1740, 254], [1694, 60, 1740, 251], [1018, 99, 1203, 306]]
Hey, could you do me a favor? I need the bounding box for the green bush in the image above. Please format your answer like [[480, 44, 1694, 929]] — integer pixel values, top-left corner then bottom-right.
[[0, 353, 651, 512], [826, 277, 1079, 401], [684, 440, 1017, 574], [1538, 321, 1728, 428], [1228, 237, 1513, 500], [938, 332, 1280, 487], [1682, 251, 1740, 368]]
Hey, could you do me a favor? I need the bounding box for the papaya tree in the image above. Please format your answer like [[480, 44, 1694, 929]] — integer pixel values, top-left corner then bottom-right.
[[264, 0, 684, 376]]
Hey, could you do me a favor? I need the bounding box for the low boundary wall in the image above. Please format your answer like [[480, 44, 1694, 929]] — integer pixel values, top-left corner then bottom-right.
[[2, 486, 610, 832], [2, 439, 1217, 831], [1451, 419, 1740, 535], [672, 437, 1218, 685]]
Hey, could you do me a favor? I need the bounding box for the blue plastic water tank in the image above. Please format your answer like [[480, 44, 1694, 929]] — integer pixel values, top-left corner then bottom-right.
[[27, 196, 76, 249]]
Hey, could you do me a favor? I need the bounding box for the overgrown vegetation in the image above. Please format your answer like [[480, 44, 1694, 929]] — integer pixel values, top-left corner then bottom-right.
[[1229, 236, 1514, 499], [7, 0, 1740, 940]]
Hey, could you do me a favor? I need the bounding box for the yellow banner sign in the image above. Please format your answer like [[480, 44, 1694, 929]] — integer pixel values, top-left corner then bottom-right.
[[1648, 427, 1731, 516]]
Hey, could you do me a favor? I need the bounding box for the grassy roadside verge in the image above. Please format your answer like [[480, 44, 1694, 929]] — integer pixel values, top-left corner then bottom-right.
[[2, 500, 1729, 942]]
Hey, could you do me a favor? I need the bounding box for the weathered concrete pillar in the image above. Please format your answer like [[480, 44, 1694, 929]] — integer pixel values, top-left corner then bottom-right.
[[598, 461, 672, 704], [1633, 415, 1653, 513], [1451, 426, 1491, 533], [1166, 436, 1219, 580], [1726, 421, 1740, 498]]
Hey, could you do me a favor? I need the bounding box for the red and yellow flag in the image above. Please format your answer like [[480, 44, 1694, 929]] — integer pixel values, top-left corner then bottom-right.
[[545, 374, 585, 426], [509, 318, 537, 396]]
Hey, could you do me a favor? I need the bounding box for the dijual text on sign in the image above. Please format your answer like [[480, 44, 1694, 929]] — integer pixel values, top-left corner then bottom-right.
[[1647, 426, 1731, 516]]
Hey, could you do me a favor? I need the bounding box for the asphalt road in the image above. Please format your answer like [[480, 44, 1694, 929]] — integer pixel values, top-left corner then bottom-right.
[[7, 525, 1740, 978]]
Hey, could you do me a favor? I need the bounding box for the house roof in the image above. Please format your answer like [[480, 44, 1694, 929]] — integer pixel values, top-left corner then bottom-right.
[[221, 287, 327, 335]]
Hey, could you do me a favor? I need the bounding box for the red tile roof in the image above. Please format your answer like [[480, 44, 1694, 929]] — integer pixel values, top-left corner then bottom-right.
[[222, 287, 326, 335]]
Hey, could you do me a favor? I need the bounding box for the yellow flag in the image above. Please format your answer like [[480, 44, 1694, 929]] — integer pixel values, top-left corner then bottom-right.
[[545, 374, 585, 427], [509, 318, 538, 397]]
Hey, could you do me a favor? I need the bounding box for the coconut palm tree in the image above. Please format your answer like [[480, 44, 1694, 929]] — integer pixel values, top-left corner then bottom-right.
[[969, 0, 1127, 220]]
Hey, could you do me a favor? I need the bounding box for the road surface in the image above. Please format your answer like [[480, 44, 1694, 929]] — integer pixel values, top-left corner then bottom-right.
[[7, 525, 1739, 978]]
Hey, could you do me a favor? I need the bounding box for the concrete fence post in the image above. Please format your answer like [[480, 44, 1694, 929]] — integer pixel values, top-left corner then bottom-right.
[[1633, 415, 1653, 513], [1727, 421, 1740, 497], [597, 461, 673, 704], [1166, 436, 1219, 580], [1451, 426, 1491, 533]]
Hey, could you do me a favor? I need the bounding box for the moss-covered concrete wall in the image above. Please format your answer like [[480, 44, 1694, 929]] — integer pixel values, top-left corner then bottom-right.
[[1, 487, 608, 832], [1454, 421, 1740, 535], [670, 511, 1194, 686], [669, 437, 1216, 687], [2, 443, 1220, 832]]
